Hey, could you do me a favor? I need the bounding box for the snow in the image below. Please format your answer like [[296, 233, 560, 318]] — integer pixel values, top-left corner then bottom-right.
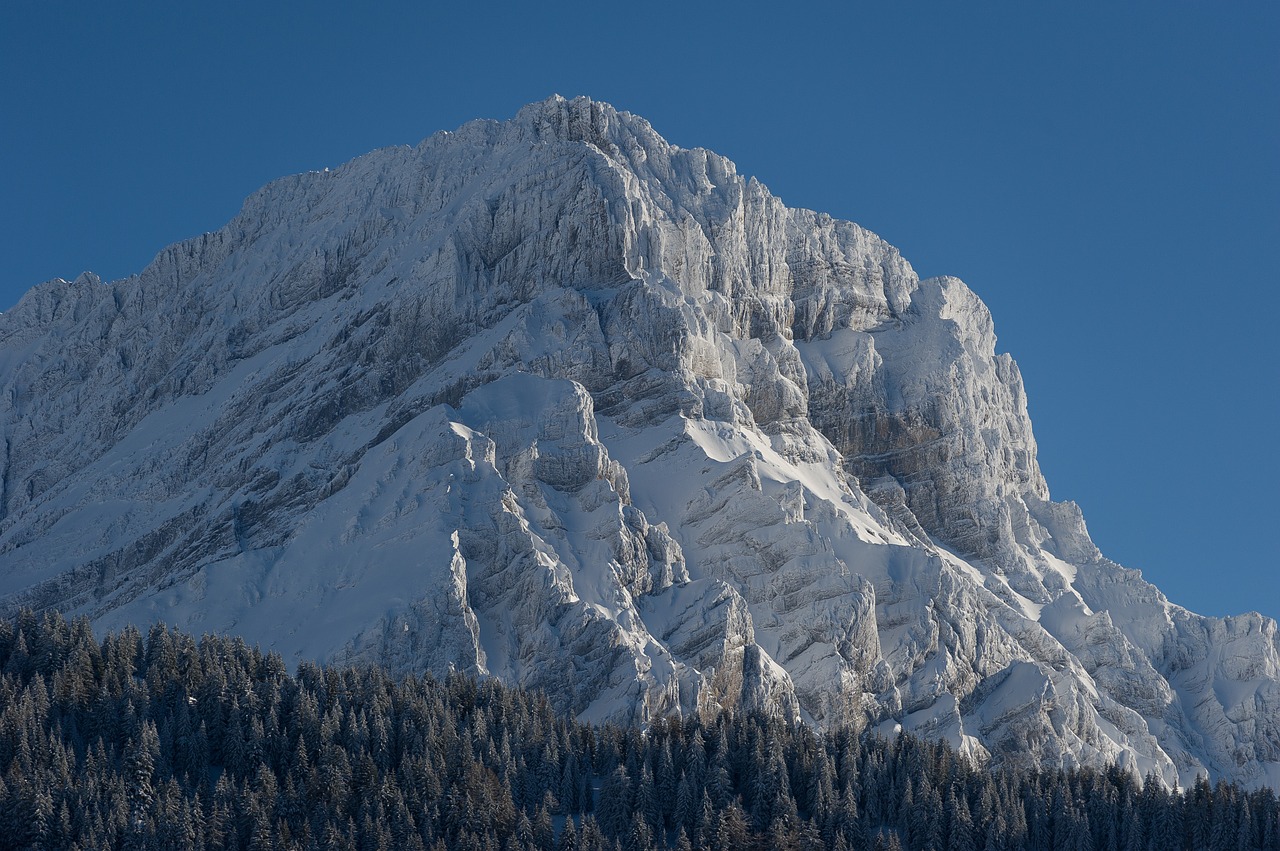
[[0, 95, 1276, 788]]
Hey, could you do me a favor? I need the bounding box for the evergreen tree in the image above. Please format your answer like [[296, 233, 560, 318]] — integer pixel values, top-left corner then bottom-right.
[[558, 816, 577, 851], [595, 766, 630, 840], [625, 812, 651, 851], [2, 610, 1275, 851], [533, 798, 555, 850]]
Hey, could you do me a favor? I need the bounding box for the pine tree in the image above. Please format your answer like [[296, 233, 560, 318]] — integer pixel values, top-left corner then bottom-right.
[[674, 770, 699, 839], [559, 816, 578, 851], [625, 812, 651, 851], [123, 720, 161, 848], [534, 798, 555, 850], [635, 764, 661, 837], [715, 804, 749, 851], [595, 766, 630, 840]]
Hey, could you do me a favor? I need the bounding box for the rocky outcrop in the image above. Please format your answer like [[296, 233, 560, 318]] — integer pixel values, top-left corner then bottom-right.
[[0, 96, 1275, 788]]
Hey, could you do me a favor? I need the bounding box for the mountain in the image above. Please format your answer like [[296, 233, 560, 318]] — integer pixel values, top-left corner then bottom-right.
[[1, 96, 1276, 789]]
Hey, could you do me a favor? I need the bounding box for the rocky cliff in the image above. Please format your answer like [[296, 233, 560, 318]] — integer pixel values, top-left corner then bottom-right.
[[1, 96, 1276, 788]]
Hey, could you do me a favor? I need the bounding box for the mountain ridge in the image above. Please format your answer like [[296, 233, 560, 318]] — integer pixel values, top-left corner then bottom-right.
[[1, 96, 1276, 788]]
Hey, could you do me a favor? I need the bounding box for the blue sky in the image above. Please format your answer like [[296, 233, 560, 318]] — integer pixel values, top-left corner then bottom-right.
[[2, 1, 1277, 619]]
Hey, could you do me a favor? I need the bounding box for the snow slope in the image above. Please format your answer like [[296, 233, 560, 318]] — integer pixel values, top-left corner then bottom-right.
[[1, 96, 1276, 788]]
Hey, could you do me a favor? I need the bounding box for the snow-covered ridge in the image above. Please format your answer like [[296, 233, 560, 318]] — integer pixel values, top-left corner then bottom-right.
[[1, 96, 1276, 788]]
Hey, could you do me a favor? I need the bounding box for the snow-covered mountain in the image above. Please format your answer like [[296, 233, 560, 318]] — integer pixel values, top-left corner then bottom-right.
[[2, 96, 1276, 788]]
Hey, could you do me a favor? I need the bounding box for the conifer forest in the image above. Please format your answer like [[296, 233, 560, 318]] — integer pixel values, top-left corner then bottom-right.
[[0, 611, 1276, 851]]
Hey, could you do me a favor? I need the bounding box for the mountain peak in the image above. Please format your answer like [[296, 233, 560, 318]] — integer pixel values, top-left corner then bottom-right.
[[512, 94, 646, 144], [0, 98, 1276, 789]]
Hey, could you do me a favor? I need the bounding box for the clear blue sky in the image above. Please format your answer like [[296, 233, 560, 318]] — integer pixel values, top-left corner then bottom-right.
[[3, 1, 1277, 620]]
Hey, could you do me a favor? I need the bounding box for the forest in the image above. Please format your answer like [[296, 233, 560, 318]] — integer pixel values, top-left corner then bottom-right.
[[0, 609, 1276, 850]]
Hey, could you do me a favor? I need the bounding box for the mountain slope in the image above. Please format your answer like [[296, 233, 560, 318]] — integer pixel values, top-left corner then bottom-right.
[[1, 96, 1276, 787]]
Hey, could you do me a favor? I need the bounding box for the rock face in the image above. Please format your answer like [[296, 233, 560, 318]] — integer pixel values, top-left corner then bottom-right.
[[1, 96, 1276, 788]]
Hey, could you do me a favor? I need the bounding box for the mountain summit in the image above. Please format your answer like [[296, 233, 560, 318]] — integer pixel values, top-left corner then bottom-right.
[[2, 96, 1276, 787]]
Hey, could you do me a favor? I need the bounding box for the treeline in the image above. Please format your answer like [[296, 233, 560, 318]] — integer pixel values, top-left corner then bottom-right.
[[0, 610, 1276, 850]]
